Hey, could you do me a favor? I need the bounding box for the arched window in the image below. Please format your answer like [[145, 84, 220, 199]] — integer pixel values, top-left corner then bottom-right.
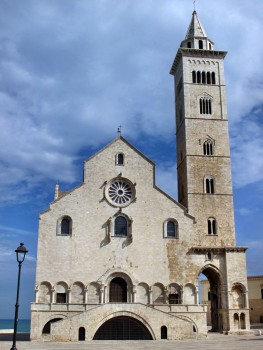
[[202, 71, 206, 84], [209, 43, 212, 50], [192, 71, 196, 83], [199, 98, 212, 115], [212, 72, 216, 84], [206, 251, 213, 261], [207, 72, 211, 84], [208, 99, 212, 114], [199, 40, 203, 49], [203, 140, 213, 155], [197, 71, 201, 84], [161, 326, 167, 339], [116, 153, 124, 165], [208, 218, 217, 235], [164, 220, 178, 239], [187, 41, 191, 48], [114, 216, 128, 237], [59, 216, 72, 235], [205, 177, 215, 194], [167, 221, 175, 237]]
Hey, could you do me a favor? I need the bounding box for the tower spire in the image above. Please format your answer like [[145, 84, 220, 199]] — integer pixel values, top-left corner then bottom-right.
[[180, 11, 214, 50]]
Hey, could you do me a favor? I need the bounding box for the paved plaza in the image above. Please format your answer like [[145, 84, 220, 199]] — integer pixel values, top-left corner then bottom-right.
[[1, 333, 263, 350]]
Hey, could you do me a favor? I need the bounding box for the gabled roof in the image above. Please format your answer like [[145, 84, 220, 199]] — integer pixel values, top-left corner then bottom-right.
[[185, 11, 207, 39], [84, 135, 155, 166]]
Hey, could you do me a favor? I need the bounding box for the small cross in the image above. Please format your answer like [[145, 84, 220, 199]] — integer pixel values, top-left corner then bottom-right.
[[194, 0, 196, 11], [117, 125, 122, 136]]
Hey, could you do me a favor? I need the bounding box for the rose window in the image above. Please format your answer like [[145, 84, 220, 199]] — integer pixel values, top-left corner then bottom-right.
[[108, 180, 132, 205], [105, 177, 135, 207]]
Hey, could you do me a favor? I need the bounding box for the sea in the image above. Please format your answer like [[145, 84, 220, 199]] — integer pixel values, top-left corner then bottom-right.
[[0, 319, 30, 333]]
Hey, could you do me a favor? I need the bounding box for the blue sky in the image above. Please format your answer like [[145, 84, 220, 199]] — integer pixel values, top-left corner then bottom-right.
[[0, 0, 263, 319]]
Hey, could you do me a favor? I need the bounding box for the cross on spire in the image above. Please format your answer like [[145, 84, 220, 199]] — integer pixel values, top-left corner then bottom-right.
[[117, 125, 122, 136], [194, 0, 197, 11]]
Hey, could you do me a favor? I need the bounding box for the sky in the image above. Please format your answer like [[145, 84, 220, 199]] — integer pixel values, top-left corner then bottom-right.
[[0, 0, 262, 320]]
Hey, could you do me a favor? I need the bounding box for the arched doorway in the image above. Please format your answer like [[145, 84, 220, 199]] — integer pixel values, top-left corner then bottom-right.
[[78, 327, 85, 341], [109, 277, 127, 302], [93, 316, 153, 340], [199, 266, 222, 332]]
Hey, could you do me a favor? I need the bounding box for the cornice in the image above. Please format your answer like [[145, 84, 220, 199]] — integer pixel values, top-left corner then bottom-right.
[[189, 246, 248, 254], [170, 48, 227, 75]]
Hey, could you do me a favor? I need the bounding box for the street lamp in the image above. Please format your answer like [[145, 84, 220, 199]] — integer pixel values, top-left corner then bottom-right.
[[10, 243, 28, 350]]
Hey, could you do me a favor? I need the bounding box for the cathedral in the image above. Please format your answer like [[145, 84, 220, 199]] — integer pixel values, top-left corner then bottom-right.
[[31, 11, 251, 341]]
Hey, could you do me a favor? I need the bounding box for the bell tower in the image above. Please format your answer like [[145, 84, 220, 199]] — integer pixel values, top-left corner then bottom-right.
[[170, 11, 235, 246]]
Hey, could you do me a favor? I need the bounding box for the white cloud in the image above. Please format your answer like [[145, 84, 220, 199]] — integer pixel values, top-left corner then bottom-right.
[[0, 0, 262, 206], [231, 118, 263, 188]]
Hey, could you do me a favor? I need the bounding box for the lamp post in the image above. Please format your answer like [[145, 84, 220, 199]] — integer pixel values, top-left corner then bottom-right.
[[10, 243, 28, 350]]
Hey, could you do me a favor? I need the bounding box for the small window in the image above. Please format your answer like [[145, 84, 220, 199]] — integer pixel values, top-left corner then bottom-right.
[[207, 72, 211, 84], [161, 326, 167, 339], [203, 140, 213, 156], [261, 289, 263, 299], [116, 153, 124, 165], [187, 41, 191, 48], [169, 293, 179, 304], [192, 71, 196, 83], [205, 177, 215, 194], [56, 293, 67, 303], [165, 220, 178, 239], [212, 72, 216, 84], [167, 221, 176, 237], [199, 98, 212, 115], [114, 216, 128, 236], [206, 251, 213, 261], [199, 40, 203, 49], [209, 43, 212, 50], [202, 71, 206, 84], [197, 71, 201, 84], [208, 218, 217, 235], [60, 216, 72, 235]]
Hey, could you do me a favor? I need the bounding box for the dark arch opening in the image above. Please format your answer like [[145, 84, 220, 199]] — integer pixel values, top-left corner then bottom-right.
[[199, 267, 222, 332], [109, 277, 127, 302], [78, 327, 85, 341], [42, 318, 63, 334], [93, 316, 153, 340], [161, 325, 167, 339]]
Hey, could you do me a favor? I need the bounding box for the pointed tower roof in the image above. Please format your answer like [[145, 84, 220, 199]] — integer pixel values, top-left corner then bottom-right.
[[178, 11, 214, 51], [185, 11, 207, 39]]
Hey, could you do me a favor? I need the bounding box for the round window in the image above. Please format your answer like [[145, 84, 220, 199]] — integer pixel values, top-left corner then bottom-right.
[[106, 178, 135, 207]]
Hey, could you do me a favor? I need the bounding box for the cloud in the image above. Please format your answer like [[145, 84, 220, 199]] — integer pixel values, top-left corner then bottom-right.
[[0, 0, 262, 208], [231, 116, 263, 188]]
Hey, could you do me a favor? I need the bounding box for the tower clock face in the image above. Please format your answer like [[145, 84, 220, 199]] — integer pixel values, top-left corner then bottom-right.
[[106, 178, 135, 207]]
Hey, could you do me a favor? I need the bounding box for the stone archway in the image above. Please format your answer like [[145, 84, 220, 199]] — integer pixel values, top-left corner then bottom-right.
[[199, 266, 223, 332], [93, 316, 153, 340], [109, 277, 127, 302]]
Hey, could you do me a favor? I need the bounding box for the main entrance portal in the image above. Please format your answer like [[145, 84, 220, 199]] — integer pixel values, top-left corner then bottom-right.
[[109, 277, 127, 302], [93, 316, 153, 340]]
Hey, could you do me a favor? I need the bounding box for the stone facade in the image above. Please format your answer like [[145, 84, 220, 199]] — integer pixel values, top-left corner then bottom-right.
[[31, 11, 251, 341], [248, 276, 263, 323], [202, 276, 263, 325]]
